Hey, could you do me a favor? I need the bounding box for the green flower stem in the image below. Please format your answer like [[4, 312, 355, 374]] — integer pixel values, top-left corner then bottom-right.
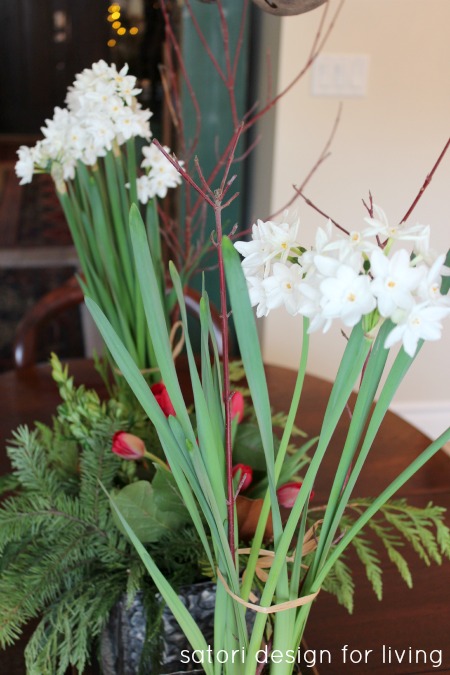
[[239, 321, 310, 675], [143, 451, 169, 471], [126, 138, 138, 206], [240, 319, 310, 603], [103, 152, 135, 300], [316, 343, 419, 578], [309, 320, 392, 578], [244, 325, 372, 675]]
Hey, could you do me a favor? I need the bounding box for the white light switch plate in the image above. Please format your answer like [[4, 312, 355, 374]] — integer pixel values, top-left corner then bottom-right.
[[311, 54, 370, 98]]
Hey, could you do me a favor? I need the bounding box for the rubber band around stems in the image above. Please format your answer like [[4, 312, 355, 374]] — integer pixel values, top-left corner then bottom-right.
[[217, 521, 322, 614], [114, 320, 185, 376]]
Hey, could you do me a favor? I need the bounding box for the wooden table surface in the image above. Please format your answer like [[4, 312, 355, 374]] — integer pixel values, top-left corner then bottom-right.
[[1, 360, 449, 674]]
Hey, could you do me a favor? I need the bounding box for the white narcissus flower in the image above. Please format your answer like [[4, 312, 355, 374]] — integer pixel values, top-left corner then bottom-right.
[[15, 145, 38, 185], [135, 144, 183, 202], [416, 254, 450, 305], [363, 203, 429, 245], [262, 262, 304, 316], [320, 264, 376, 328], [264, 210, 301, 264], [147, 145, 182, 197], [246, 274, 269, 318], [234, 207, 450, 351], [370, 248, 424, 318], [15, 60, 153, 186], [385, 303, 450, 357], [135, 175, 153, 205], [234, 219, 276, 277]]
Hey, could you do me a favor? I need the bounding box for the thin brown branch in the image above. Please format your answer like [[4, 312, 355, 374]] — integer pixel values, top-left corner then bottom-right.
[[400, 137, 450, 223], [153, 139, 215, 208], [296, 191, 350, 236], [184, 0, 227, 84], [221, 174, 237, 201], [232, 0, 250, 82], [362, 191, 374, 218], [195, 156, 215, 199], [248, 0, 345, 129], [222, 191, 240, 209], [233, 133, 262, 164], [217, 0, 240, 128], [188, 0, 345, 221], [219, 124, 244, 194], [161, 0, 202, 164], [268, 103, 342, 220]]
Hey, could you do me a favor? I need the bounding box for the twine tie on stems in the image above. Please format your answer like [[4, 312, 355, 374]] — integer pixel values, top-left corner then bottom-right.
[[217, 521, 322, 613]]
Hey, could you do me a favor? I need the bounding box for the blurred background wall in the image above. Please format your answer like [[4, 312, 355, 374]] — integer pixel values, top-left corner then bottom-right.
[[250, 0, 450, 439]]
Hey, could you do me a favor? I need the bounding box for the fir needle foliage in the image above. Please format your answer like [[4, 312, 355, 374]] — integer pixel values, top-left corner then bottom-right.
[[0, 357, 202, 674], [315, 499, 450, 613]]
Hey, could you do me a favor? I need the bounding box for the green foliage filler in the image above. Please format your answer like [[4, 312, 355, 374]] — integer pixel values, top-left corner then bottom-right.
[[1, 355, 449, 674], [0, 356, 201, 675], [318, 498, 450, 614]]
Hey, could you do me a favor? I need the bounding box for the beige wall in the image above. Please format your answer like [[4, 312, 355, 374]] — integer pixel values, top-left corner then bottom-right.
[[249, 0, 450, 432]]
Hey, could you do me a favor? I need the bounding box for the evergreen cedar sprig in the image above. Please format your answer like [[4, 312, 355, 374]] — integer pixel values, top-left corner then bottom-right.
[[0, 357, 202, 674]]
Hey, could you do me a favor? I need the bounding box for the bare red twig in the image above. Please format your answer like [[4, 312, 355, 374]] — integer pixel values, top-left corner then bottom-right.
[[248, 0, 344, 129], [184, 0, 227, 85], [187, 0, 345, 224], [296, 191, 350, 236], [232, 0, 250, 83], [400, 137, 450, 224], [160, 0, 202, 165], [362, 191, 374, 218], [153, 139, 215, 208], [268, 103, 342, 221]]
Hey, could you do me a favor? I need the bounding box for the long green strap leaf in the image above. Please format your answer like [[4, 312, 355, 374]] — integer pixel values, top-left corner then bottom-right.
[[129, 205, 194, 439], [106, 488, 213, 675]]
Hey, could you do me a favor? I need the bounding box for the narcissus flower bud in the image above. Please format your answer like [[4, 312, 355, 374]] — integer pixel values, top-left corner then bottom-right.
[[230, 391, 245, 423], [277, 481, 314, 508], [112, 431, 146, 460], [232, 463, 253, 491], [151, 382, 176, 417]]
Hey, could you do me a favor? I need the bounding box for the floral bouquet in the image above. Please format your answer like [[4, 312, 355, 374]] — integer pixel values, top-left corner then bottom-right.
[[7, 1, 450, 672], [85, 137, 450, 672], [15, 60, 183, 372]]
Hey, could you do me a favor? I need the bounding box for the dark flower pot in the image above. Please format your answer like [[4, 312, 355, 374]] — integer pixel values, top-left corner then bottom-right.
[[100, 582, 217, 675]]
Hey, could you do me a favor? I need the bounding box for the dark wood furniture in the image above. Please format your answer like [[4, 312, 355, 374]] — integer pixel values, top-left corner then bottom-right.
[[1, 360, 449, 673], [13, 281, 224, 368]]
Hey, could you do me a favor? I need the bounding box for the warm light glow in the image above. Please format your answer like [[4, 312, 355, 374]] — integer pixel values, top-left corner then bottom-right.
[[107, 14, 115, 22], [112, 20, 121, 29], [107, 39, 117, 47], [108, 3, 121, 11], [129, 26, 139, 35], [117, 27, 126, 35], [110, 11, 121, 20]]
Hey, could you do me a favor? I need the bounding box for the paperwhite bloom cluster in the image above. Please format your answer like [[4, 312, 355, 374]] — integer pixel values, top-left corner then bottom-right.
[[15, 61, 152, 187], [136, 143, 183, 202], [235, 207, 450, 356]]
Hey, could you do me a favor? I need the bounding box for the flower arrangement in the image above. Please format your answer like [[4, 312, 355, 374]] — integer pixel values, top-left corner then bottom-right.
[[235, 205, 450, 357], [15, 60, 182, 372], [5, 1, 450, 673], [85, 185, 450, 674]]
